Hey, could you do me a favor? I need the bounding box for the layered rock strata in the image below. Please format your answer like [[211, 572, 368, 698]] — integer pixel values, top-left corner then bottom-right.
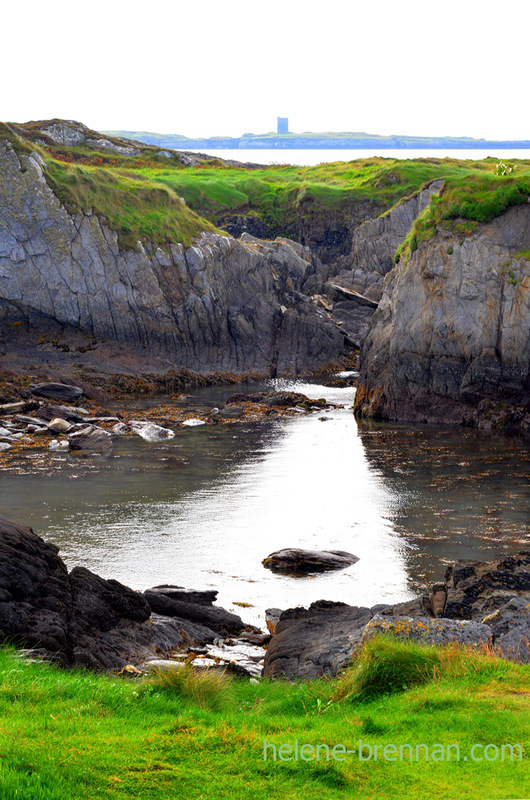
[[355, 205, 530, 429]]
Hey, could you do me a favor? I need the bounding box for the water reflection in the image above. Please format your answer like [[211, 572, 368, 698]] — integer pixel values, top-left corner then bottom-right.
[[0, 380, 528, 628]]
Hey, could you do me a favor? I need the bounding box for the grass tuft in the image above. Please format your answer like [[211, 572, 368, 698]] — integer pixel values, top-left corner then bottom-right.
[[150, 664, 233, 710]]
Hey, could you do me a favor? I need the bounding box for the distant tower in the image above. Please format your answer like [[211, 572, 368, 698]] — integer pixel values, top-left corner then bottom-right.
[[277, 117, 289, 134]]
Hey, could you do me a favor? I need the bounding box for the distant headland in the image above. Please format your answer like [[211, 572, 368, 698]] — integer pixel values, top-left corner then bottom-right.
[[105, 118, 530, 150]]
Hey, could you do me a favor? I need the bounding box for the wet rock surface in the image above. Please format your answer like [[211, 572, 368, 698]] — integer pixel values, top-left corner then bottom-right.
[[262, 548, 359, 574]]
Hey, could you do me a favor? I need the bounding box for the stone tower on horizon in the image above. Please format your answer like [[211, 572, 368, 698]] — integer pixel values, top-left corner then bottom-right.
[[277, 117, 289, 134]]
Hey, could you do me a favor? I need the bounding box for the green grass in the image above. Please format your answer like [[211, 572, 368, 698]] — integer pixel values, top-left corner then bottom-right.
[[0, 637, 528, 799], [4, 123, 530, 252], [396, 169, 530, 262], [145, 158, 483, 234], [43, 160, 220, 249]]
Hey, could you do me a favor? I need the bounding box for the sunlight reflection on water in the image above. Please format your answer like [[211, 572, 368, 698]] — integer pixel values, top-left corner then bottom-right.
[[0, 378, 528, 628]]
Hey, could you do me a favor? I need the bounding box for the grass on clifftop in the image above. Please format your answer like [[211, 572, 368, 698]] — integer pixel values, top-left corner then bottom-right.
[[395, 168, 530, 262], [0, 637, 528, 799], [145, 158, 485, 234], [43, 159, 220, 249], [4, 123, 530, 251]]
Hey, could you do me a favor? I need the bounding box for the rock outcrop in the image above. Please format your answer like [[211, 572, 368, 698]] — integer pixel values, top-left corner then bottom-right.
[[318, 181, 445, 346], [0, 514, 248, 670], [263, 601, 374, 680], [0, 138, 346, 377], [263, 552, 530, 679], [355, 205, 530, 429]]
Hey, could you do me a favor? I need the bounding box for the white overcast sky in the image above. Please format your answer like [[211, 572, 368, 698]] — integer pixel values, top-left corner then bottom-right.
[[2, 0, 527, 140]]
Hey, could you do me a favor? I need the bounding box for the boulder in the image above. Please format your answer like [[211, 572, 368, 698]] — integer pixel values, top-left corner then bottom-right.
[[484, 597, 530, 663], [29, 382, 83, 402], [47, 418, 72, 434], [130, 422, 175, 441], [68, 425, 112, 453], [263, 601, 373, 680], [262, 548, 358, 574], [443, 553, 530, 620]]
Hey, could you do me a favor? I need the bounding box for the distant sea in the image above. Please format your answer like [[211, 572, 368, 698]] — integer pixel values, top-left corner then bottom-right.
[[186, 148, 530, 167]]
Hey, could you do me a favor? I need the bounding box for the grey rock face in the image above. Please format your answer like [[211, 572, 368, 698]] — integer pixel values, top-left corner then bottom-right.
[[323, 182, 444, 344], [0, 140, 345, 376], [348, 181, 445, 290], [355, 206, 530, 427]]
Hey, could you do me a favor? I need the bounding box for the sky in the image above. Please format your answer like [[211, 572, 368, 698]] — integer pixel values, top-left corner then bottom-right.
[[2, 0, 528, 140]]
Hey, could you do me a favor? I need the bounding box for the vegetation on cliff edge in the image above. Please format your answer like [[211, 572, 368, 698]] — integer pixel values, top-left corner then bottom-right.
[[2, 122, 530, 252]]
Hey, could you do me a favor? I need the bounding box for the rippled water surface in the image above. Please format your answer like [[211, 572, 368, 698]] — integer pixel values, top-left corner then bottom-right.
[[1, 379, 529, 628]]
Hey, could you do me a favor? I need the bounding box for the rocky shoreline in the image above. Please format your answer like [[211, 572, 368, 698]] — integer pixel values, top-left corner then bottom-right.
[[0, 379, 343, 465], [1, 513, 528, 681]]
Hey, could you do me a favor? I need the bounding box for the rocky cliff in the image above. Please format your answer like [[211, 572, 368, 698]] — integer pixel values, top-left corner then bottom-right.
[[0, 138, 346, 376], [355, 205, 530, 430]]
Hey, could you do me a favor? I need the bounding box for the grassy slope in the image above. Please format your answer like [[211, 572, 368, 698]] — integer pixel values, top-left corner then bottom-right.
[[0, 638, 528, 799], [3, 124, 530, 251], [395, 167, 530, 262]]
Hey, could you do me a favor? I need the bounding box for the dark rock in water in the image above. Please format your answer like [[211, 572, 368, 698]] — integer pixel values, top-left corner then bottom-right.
[[226, 391, 327, 409], [144, 590, 245, 637], [263, 601, 373, 680], [262, 548, 358, 574], [217, 405, 244, 419], [68, 425, 112, 453], [0, 514, 246, 671], [29, 382, 83, 402], [146, 584, 218, 606]]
